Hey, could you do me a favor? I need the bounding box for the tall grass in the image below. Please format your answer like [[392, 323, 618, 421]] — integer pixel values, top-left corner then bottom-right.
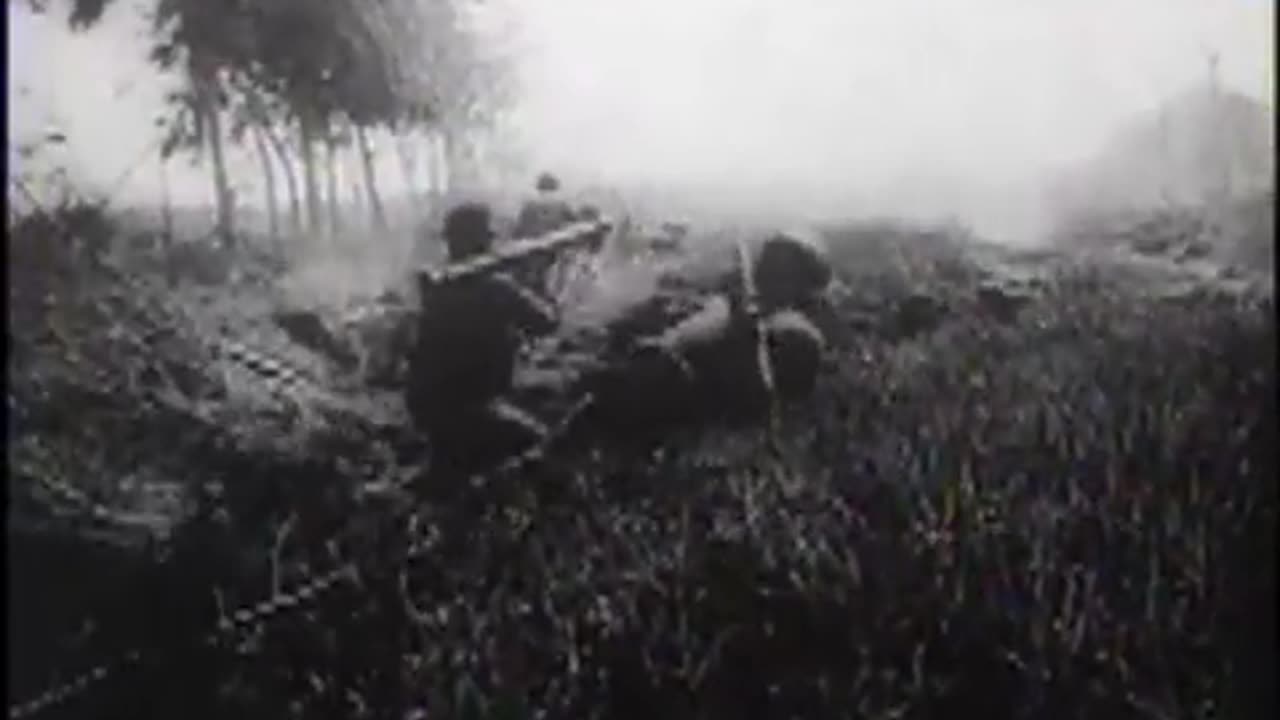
[[7, 210, 1275, 720]]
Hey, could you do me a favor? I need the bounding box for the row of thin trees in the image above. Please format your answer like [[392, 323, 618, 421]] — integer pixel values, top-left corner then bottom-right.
[[28, 0, 514, 247]]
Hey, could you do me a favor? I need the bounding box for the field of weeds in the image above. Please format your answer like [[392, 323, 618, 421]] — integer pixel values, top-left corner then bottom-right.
[[6, 204, 1276, 720]]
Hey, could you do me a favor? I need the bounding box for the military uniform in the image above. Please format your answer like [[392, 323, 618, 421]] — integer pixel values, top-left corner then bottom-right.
[[576, 229, 832, 441], [405, 202, 558, 478], [512, 173, 579, 295]]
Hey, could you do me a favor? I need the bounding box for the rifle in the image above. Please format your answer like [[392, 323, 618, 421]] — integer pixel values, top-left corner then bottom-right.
[[417, 218, 614, 293], [736, 238, 780, 438]]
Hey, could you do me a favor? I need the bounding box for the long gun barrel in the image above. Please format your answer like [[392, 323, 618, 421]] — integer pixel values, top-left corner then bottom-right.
[[418, 218, 614, 290]]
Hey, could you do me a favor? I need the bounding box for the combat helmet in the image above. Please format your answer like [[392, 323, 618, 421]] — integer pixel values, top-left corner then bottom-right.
[[535, 172, 561, 193], [753, 227, 833, 310], [442, 201, 497, 262]]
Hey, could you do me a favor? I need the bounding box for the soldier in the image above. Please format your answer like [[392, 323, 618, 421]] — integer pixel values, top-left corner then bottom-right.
[[639, 295, 826, 420], [514, 172, 577, 237], [405, 201, 560, 480], [512, 172, 579, 294], [577, 228, 831, 440]]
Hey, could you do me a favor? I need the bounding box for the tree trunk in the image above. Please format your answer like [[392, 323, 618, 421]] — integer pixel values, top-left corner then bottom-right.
[[157, 155, 177, 287], [325, 131, 342, 239], [192, 60, 235, 248], [205, 105, 236, 248], [421, 130, 437, 198], [343, 142, 363, 215], [355, 125, 387, 230], [158, 153, 173, 246], [250, 93, 301, 235], [394, 132, 420, 202], [250, 123, 279, 246], [349, 151, 365, 214], [351, 186, 366, 218], [265, 127, 302, 236], [433, 130, 450, 197], [298, 112, 322, 235], [437, 128, 475, 196]]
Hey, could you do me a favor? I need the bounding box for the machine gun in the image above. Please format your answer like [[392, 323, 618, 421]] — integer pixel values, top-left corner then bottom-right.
[[416, 218, 614, 296]]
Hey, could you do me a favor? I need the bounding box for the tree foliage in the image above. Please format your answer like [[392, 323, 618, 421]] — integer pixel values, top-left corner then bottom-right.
[[33, 0, 513, 241]]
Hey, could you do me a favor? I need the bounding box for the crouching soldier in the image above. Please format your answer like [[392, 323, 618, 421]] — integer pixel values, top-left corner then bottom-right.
[[405, 202, 560, 480], [578, 229, 831, 442], [510, 172, 578, 294], [641, 296, 825, 417]]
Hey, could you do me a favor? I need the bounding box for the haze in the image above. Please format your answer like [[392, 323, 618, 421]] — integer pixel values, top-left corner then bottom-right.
[[9, 0, 1274, 243]]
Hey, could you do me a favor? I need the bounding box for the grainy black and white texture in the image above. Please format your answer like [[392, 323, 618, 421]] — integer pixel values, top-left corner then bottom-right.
[[9, 2, 1276, 719], [9, 197, 1276, 719]]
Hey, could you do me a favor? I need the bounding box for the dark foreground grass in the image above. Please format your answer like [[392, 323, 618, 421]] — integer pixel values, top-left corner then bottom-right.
[[7, 215, 1276, 720]]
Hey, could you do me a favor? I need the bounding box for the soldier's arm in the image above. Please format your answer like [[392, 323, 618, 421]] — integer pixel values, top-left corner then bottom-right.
[[493, 272, 559, 335]]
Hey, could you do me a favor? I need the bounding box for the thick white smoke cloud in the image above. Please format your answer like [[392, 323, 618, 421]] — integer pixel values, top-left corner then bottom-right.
[[507, 0, 1273, 242], [8, 0, 1273, 244]]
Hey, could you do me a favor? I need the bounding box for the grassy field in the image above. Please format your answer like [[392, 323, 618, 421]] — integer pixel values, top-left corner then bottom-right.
[[6, 201, 1276, 720]]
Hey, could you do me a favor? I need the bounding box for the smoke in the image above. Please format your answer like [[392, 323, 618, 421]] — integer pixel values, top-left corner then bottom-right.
[[8, 0, 1272, 247], [504, 0, 1274, 244]]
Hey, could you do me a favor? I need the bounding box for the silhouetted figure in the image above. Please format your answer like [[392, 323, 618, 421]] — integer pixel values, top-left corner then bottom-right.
[[514, 173, 577, 238], [578, 229, 832, 440], [753, 228, 834, 312], [512, 172, 578, 293], [405, 202, 558, 480]]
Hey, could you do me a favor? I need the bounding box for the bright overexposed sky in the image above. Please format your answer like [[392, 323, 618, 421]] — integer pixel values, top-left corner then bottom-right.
[[7, 0, 1275, 239], [512, 0, 1272, 182]]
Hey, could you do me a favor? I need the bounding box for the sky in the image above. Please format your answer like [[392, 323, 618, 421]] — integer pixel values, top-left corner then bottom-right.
[[7, 0, 1275, 241]]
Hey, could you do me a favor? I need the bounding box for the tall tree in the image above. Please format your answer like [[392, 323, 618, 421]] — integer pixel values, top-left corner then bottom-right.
[[55, 0, 260, 247], [366, 0, 516, 191], [324, 123, 347, 238], [153, 116, 176, 244], [354, 124, 387, 229], [190, 54, 236, 245], [49, 0, 517, 236], [263, 124, 303, 235], [229, 101, 279, 245], [244, 87, 303, 236], [393, 131, 421, 202]]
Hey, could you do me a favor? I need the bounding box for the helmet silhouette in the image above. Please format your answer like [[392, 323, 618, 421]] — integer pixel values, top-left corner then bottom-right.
[[536, 172, 561, 193], [442, 202, 496, 261]]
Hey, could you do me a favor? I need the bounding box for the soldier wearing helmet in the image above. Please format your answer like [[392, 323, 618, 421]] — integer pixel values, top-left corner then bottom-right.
[[514, 172, 577, 238], [405, 201, 559, 479], [513, 172, 579, 293], [535, 172, 560, 194], [576, 226, 832, 438]]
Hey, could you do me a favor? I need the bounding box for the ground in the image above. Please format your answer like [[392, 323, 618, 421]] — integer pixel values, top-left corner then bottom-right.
[[6, 202, 1276, 720]]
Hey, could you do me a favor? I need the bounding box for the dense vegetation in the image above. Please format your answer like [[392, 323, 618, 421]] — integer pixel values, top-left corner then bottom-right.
[[7, 198, 1275, 720]]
